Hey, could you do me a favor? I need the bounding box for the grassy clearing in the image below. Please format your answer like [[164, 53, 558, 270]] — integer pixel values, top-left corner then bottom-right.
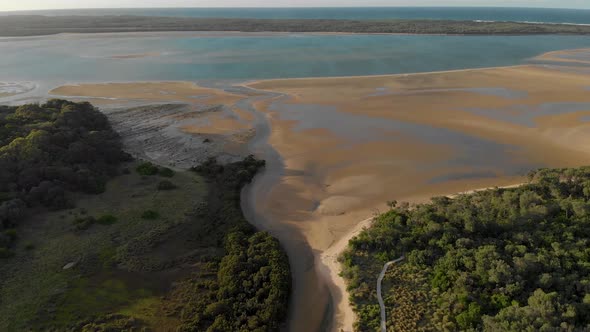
[[0, 162, 206, 330], [0, 156, 291, 332], [382, 265, 436, 332]]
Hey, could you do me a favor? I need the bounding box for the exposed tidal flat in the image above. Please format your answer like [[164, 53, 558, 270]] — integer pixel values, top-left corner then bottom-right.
[[4, 32, 590, 330]]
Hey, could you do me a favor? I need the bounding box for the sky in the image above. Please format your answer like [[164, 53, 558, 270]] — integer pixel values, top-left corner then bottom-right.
[[1, 0, 590, 11]]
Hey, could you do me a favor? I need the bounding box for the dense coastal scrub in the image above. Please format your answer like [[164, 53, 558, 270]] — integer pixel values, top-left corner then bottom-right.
[[0, 100, 130, 253], [3, 16, 590, 36], [185, 156, 291, 331], [341, 167, 590, 331], [0, 101, 290, 331]]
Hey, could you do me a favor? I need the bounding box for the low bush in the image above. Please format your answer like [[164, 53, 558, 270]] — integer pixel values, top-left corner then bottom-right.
[[0, 247, 14, 258], [157, 180, 177, 191], [4, 229, 17, 241], [141, 210, 160, 220], [97, 214, 118, 225], [158, 167, 175, 178], [72, 216, 96, 230], [136, 162, 159, 176]]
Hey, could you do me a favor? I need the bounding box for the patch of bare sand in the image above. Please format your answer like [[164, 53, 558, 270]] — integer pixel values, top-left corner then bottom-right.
[[180, 112, 251, 135], [50, 81, 242, 105], [248, 63, 590, 331], [180, 114, 255, 156], [533, 48, 590, 65], [232, 105, 256, 122]]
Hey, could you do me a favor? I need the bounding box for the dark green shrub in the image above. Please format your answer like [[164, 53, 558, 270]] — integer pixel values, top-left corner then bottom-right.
[[141, 210, 160, 220], [0, 192, 16, 203], [0, 247, 14, 258], [158, 167, 175, 178], [4, 229, 17, 241], [24, 242, 35, 250], [190, 157, 224, 176], [73, 216, 96, 230], [0, 233, 10, 248], [97, 214, 118, 225], [136, 162, 159, 176], [157, 180, 177, 191]]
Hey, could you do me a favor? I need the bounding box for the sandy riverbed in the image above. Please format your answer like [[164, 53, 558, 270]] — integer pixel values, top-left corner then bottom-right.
[[47, 48, 590, 332]]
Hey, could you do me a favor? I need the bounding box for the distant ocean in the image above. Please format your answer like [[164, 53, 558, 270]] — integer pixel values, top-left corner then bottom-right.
[[1, 7, 590, 25]]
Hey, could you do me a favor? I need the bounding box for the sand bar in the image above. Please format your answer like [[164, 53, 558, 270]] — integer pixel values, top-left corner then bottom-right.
[[50, 81, 242, 105], [533, 48, 590, 65]]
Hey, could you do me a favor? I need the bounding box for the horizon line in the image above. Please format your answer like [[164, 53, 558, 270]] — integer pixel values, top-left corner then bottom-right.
[[2, 5, 590, 13]]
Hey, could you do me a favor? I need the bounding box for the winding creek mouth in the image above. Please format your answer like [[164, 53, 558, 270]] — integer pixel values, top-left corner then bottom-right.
[[5, 77, 336, 331], [40, 79, 337, 332], [229, 84, 333, 332]]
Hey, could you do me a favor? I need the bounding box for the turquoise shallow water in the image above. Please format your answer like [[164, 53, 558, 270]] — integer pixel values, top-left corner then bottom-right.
[[2, 7, 590, 24], [1, 33, 590, 82]]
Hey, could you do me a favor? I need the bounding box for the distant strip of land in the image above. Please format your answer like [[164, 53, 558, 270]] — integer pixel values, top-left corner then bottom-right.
[[2, 15, 590, 37]]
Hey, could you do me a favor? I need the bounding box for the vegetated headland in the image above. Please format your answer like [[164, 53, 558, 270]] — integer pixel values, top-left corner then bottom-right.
[[341, 167, 590, 331], [0, 100, 291, 331], [2, 15, 590, 37]]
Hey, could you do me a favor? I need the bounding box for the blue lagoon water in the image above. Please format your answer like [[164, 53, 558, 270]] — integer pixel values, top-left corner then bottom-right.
[[2, 7, 590, 84], [1, 33, 590, 83], [2, 7, 590, 24]]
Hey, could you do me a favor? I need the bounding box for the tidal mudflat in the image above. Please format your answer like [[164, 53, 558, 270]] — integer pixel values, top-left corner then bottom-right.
[[49, 82, 259, 168], [38, 48, 590, 332]]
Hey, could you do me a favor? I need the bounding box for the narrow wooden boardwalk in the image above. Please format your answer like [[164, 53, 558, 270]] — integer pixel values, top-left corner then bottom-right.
[[377, 256, 405, 332]]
